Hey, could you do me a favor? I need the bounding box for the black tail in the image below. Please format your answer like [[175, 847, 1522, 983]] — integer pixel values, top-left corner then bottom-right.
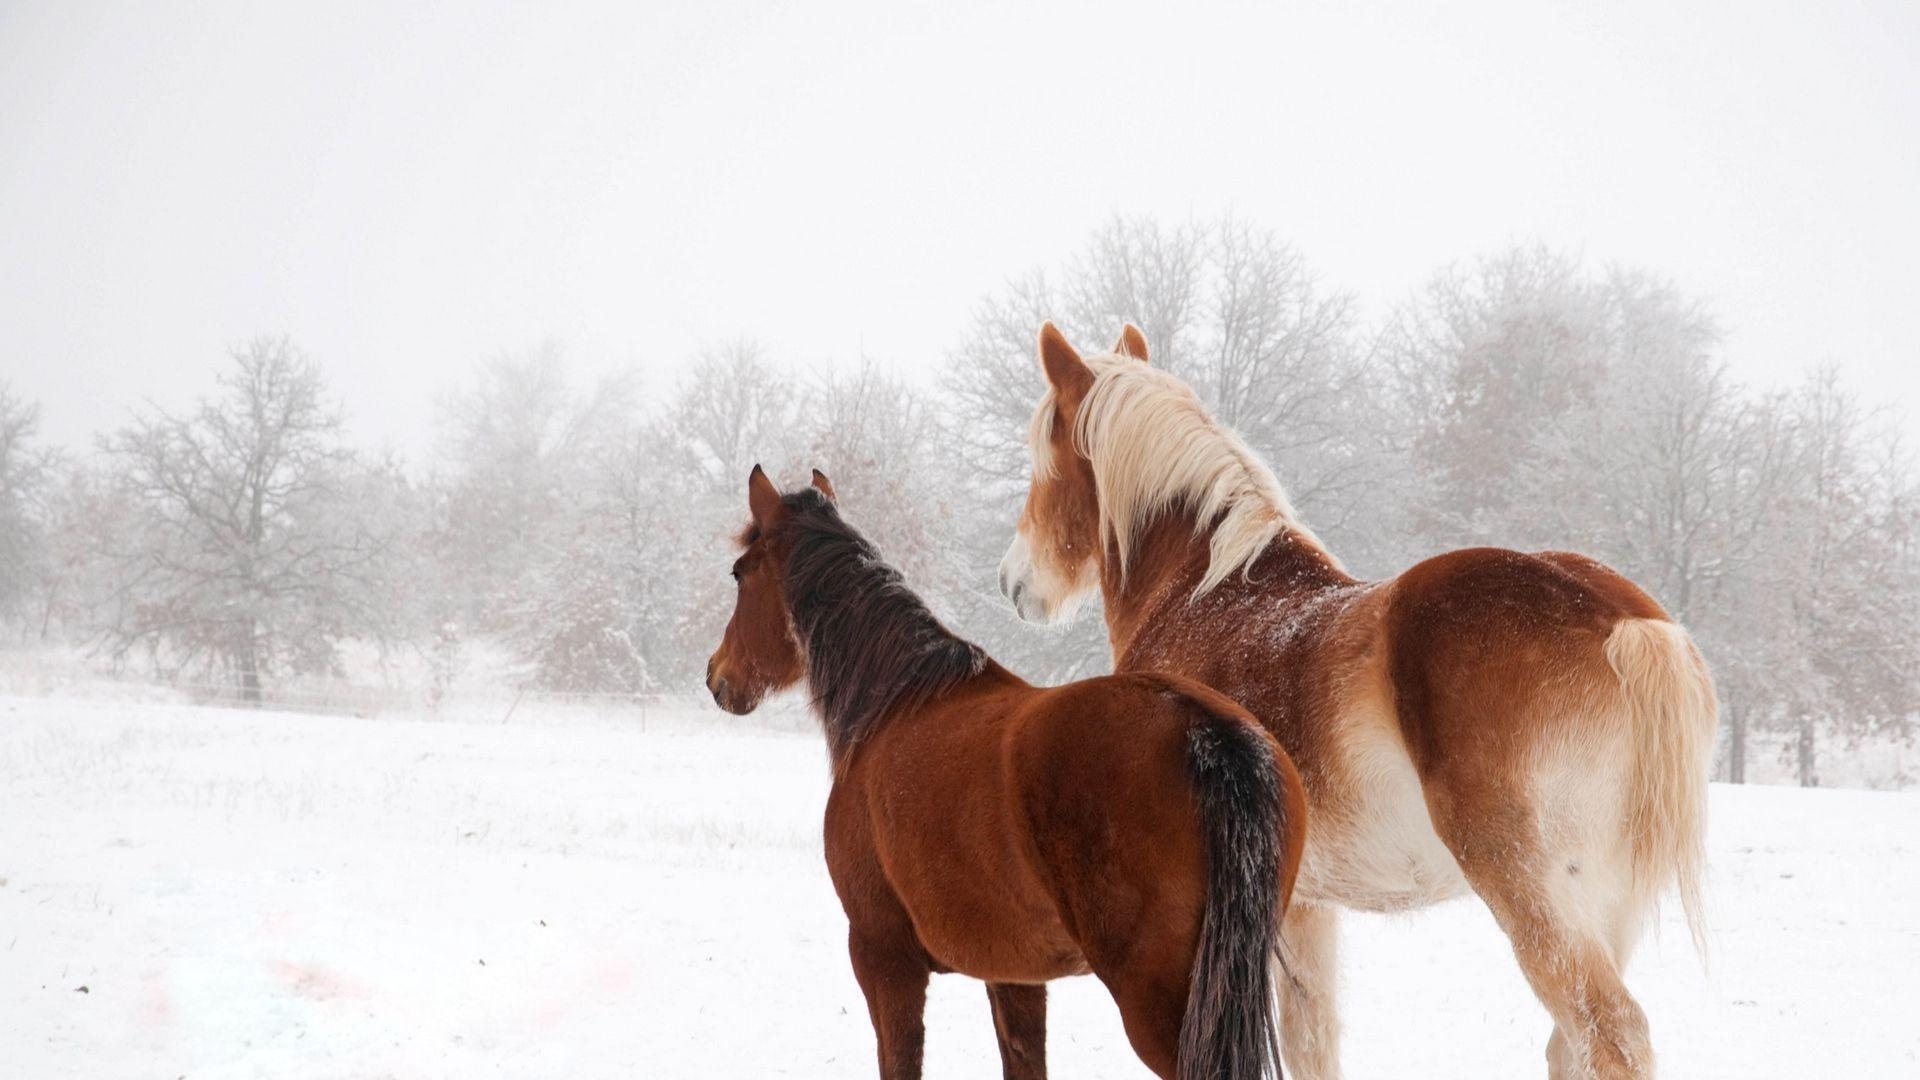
[[1178, 708, 1287, 1080]]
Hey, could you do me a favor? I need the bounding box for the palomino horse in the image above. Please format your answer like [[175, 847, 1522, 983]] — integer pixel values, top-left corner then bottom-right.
[[997, 324, 1717, 1080], [706, 465, 1309, 1080]]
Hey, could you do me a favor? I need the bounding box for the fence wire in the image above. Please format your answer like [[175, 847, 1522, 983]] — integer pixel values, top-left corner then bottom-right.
[[0, 674, 670, 726]]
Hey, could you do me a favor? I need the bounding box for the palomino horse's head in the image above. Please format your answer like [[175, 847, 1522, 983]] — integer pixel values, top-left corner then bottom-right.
[[997, 323, 1148, 624], [706, 464, 838, 713]]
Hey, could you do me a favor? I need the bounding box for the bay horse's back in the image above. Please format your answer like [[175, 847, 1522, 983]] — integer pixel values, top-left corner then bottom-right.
[[1009, 674, 1305, 1079]]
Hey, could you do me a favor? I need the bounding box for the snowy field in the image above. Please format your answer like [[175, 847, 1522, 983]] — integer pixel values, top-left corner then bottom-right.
[[3, 695, 1916, 1079]]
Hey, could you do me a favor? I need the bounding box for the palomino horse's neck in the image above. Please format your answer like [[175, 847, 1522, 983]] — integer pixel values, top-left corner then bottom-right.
[[1100, 509, 1355, 656]]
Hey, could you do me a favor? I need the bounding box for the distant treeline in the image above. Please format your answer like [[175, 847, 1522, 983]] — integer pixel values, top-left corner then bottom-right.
[[2, 216, 1915, 786]]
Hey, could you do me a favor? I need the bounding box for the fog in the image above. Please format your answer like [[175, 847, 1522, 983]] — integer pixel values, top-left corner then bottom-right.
[[2, 2, 1918, 786], [4, 0, 1918, 454]]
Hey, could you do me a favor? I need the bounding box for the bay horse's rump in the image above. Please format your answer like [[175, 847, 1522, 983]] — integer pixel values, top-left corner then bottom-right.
[[827, 672, 1285, 974]]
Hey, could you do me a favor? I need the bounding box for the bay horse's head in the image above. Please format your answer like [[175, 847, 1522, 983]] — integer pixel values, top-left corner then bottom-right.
[[997, 323, 1149, 624], [705, 464, 838, 713]]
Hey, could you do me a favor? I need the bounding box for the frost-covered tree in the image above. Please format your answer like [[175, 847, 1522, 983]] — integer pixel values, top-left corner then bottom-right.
[[93, 336, 411, 699], [661, 339, 803, 496], [434, 342, 637, 632], [1381, 246, 1615, 549], [0, 384, 54, 631], [1753, 370, 1920, 785], [505, 420, 694, 694], [636, 351, 965, 693], [803, 362, 960, 595]]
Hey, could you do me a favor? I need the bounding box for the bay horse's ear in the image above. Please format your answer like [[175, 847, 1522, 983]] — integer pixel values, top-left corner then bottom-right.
[[747, 464, 781, 524], [1113, 324, 1150, 363], [1038, 322, 1094, 402], [810, 468, 837, 502]]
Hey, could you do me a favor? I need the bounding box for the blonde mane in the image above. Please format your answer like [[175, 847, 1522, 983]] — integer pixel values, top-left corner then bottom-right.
[[1030, 353, 1335, 595]]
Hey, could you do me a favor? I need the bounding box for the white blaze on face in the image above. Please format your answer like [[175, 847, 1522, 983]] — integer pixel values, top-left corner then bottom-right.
[[998, 528, 1093, 625]]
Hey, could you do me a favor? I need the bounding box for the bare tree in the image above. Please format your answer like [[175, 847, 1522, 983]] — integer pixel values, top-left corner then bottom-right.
[[1381, 246, 1612, 549], [434, 342, 637, 630], [489, 340, 807, 693], [1760, 370, 1920, 784], [94, 336, 408, 699], [0, 383, 54, 630], [804, 362, 958, 592], [504, 425, 667, 693], [662, 338, 802, 493]]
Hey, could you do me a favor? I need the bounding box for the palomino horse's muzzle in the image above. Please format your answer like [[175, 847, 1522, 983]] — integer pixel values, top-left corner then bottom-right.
[[997, 532, 1051, 624]]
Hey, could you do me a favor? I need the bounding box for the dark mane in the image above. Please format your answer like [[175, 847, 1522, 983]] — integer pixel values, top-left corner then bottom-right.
[[779, 488, 986, 757]]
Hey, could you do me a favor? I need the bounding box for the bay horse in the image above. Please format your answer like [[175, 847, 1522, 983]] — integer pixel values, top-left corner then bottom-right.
[[997, 324, 1718, 1080], [705, 465, 1309, 1079]]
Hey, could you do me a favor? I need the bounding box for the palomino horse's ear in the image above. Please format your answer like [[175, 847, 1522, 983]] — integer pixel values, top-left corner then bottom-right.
[[747, 464, 781, 524], [810, 469, 837, 502], [1113, 324, 1150, 363], [1038, 322, 1094, 402]]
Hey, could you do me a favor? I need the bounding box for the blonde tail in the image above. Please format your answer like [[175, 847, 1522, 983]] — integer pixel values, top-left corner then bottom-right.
[[1604, 617, 1718, 957]]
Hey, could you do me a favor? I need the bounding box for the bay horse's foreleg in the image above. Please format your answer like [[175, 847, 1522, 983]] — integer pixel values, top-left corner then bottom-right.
[[985, 982, 1047, 1079], [847, 930, 932, 1080], [1277, 902, 1343, 1080]]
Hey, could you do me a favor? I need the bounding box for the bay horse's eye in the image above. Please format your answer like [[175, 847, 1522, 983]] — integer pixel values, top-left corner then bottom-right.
[[730, 559, 746, 582]]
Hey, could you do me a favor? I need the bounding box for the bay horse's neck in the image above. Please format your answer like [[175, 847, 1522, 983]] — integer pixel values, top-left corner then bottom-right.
[[782, 507, 997, 760], [1101, 508, 1355, 656]]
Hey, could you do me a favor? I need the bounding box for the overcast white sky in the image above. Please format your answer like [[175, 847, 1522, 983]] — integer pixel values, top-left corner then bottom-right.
[[3, 0, 1917, 456]]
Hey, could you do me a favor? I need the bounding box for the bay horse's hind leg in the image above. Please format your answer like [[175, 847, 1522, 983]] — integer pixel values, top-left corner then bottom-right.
[[985, 982, 1047, 1079], [1093, 958, 1189, 1079], [847, 929, 932, 1080], [1278, 902, 1343, 1080], [1433, 777, 1654, 1080]]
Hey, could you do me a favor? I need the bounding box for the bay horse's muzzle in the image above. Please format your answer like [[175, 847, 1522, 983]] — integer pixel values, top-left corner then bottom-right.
[[705, 655, 753, 714]]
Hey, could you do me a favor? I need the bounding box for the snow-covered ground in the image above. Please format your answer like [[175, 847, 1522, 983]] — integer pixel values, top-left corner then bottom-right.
[[2, 695, 1915, 1079]]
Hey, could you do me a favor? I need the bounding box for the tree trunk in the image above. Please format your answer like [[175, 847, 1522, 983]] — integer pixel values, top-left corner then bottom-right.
[[1726, 704, 1747, 785], [237, 623, 262, 706], [1796, 715, 1819, 788]]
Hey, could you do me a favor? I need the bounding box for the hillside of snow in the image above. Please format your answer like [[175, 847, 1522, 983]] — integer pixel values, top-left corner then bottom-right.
[[3, 695, 1915, 1078]]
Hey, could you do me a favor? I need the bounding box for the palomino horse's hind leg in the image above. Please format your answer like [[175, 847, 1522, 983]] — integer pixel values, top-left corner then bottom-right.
[[986, 982, 1047, 1079], [1278, 902, 1344, 1080], [1433, 782, 1654, 1080], [1479, 870, 1651, 1079], [1544, 888, 1655, 1079], [847, 930, 932, 1080]]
